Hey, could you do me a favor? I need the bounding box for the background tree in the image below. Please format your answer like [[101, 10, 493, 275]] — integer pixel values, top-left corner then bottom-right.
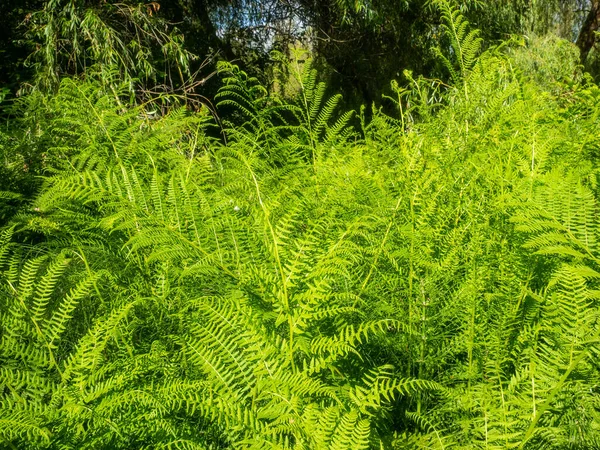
[[3, 0, 600, 106], [576, 0, 600, 62], [0, 0, 44, 93]]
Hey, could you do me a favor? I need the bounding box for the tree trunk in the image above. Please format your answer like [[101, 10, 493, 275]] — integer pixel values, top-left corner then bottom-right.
[[576, 0, 600, 63]]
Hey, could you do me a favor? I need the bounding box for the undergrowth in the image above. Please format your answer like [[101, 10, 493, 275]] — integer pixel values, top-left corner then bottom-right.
[[1, 3, 600, 449]]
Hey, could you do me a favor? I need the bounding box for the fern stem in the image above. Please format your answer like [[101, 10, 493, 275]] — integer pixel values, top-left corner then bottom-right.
[[519, 347, 590, 447], [241, 151, 295, 371], [359, 196, 403, 295], [72, 80, 120, 161]]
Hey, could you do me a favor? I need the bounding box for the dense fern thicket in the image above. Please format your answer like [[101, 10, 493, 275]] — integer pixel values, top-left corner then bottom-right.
[[2, 6, 600, 449]]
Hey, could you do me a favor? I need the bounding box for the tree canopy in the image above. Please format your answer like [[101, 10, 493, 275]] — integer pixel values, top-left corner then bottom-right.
[[2, 0, 600, 103]]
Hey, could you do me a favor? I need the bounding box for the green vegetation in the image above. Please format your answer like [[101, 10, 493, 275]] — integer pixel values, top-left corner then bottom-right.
[[2, 1, 600, 449]]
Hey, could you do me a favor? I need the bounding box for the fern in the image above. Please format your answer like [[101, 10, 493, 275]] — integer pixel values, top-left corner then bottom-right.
[[2, 14, 600, 448], [433, 0, 483, 97]]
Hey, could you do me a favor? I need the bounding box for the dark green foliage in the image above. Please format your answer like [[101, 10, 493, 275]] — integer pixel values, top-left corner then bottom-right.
[[3, 0, 597, 105], [2, 4, 600, 449]]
